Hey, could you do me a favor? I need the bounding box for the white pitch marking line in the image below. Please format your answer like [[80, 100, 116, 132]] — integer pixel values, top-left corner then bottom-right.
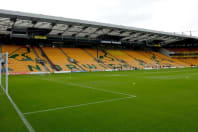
[[1, 87, 35, 132], [23, 96, 134, 115], [143, 69, 198, 74], [39, 78, 136, 97]]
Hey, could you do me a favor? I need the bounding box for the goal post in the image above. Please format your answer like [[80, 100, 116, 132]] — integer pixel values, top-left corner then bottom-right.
[[0, 52, 8, 94]]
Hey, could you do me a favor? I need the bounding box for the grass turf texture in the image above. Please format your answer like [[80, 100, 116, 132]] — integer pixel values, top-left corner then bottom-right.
[[1, 67, 198, 132]]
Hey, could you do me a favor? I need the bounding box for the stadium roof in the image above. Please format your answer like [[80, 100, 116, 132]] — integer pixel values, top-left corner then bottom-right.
[[0, 9, 198, 45]]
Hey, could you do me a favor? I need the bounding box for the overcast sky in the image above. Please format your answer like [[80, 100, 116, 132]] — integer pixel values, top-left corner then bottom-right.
[[1, 0, 198, 36]]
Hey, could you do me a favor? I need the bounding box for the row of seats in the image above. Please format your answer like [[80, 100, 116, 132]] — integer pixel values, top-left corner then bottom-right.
[[166, 48, 198, 66], [61, 48, 106, 71], [176, 58, 198, 66], [2, 44, 197, 73], [85, 48, 130, 70], [2, 45, 47, 73], [123, 50, 183, 68], [107, 50, 143, 69], [41, 47, 80, 71]]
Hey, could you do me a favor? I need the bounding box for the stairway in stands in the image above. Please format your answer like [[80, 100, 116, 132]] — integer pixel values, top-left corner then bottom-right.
[[31, 46, 51, 72], [32, 46, 54, 72], [39, 46, 60, 71], [2, 45, 47, 73]]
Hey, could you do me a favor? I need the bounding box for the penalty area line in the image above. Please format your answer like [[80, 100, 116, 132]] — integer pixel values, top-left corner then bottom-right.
[[39, 78, 136, 98], [23, 96, 135, 115]]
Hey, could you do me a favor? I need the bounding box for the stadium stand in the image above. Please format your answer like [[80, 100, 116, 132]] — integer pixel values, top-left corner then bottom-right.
[[0, 9, 198, 74], [2, 44, 198, 74]]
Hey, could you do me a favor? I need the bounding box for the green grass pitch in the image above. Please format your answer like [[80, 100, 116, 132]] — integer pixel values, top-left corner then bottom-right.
[[1, 68, 198, 132]]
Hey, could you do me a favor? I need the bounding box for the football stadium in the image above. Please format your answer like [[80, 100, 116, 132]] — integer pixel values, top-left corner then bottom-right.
[[0, 8, 198, 132]]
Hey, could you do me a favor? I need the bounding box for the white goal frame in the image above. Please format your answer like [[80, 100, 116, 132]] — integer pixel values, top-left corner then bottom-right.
[[0, 52, 34, 131], [0, 52, 8, 94]]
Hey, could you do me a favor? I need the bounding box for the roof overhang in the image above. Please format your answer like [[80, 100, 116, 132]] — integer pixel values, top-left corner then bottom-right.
[[0, 9, 198, 45]]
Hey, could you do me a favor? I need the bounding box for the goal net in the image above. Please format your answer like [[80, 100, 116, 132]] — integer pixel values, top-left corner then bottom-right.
[[0, 52, 8, 95]]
